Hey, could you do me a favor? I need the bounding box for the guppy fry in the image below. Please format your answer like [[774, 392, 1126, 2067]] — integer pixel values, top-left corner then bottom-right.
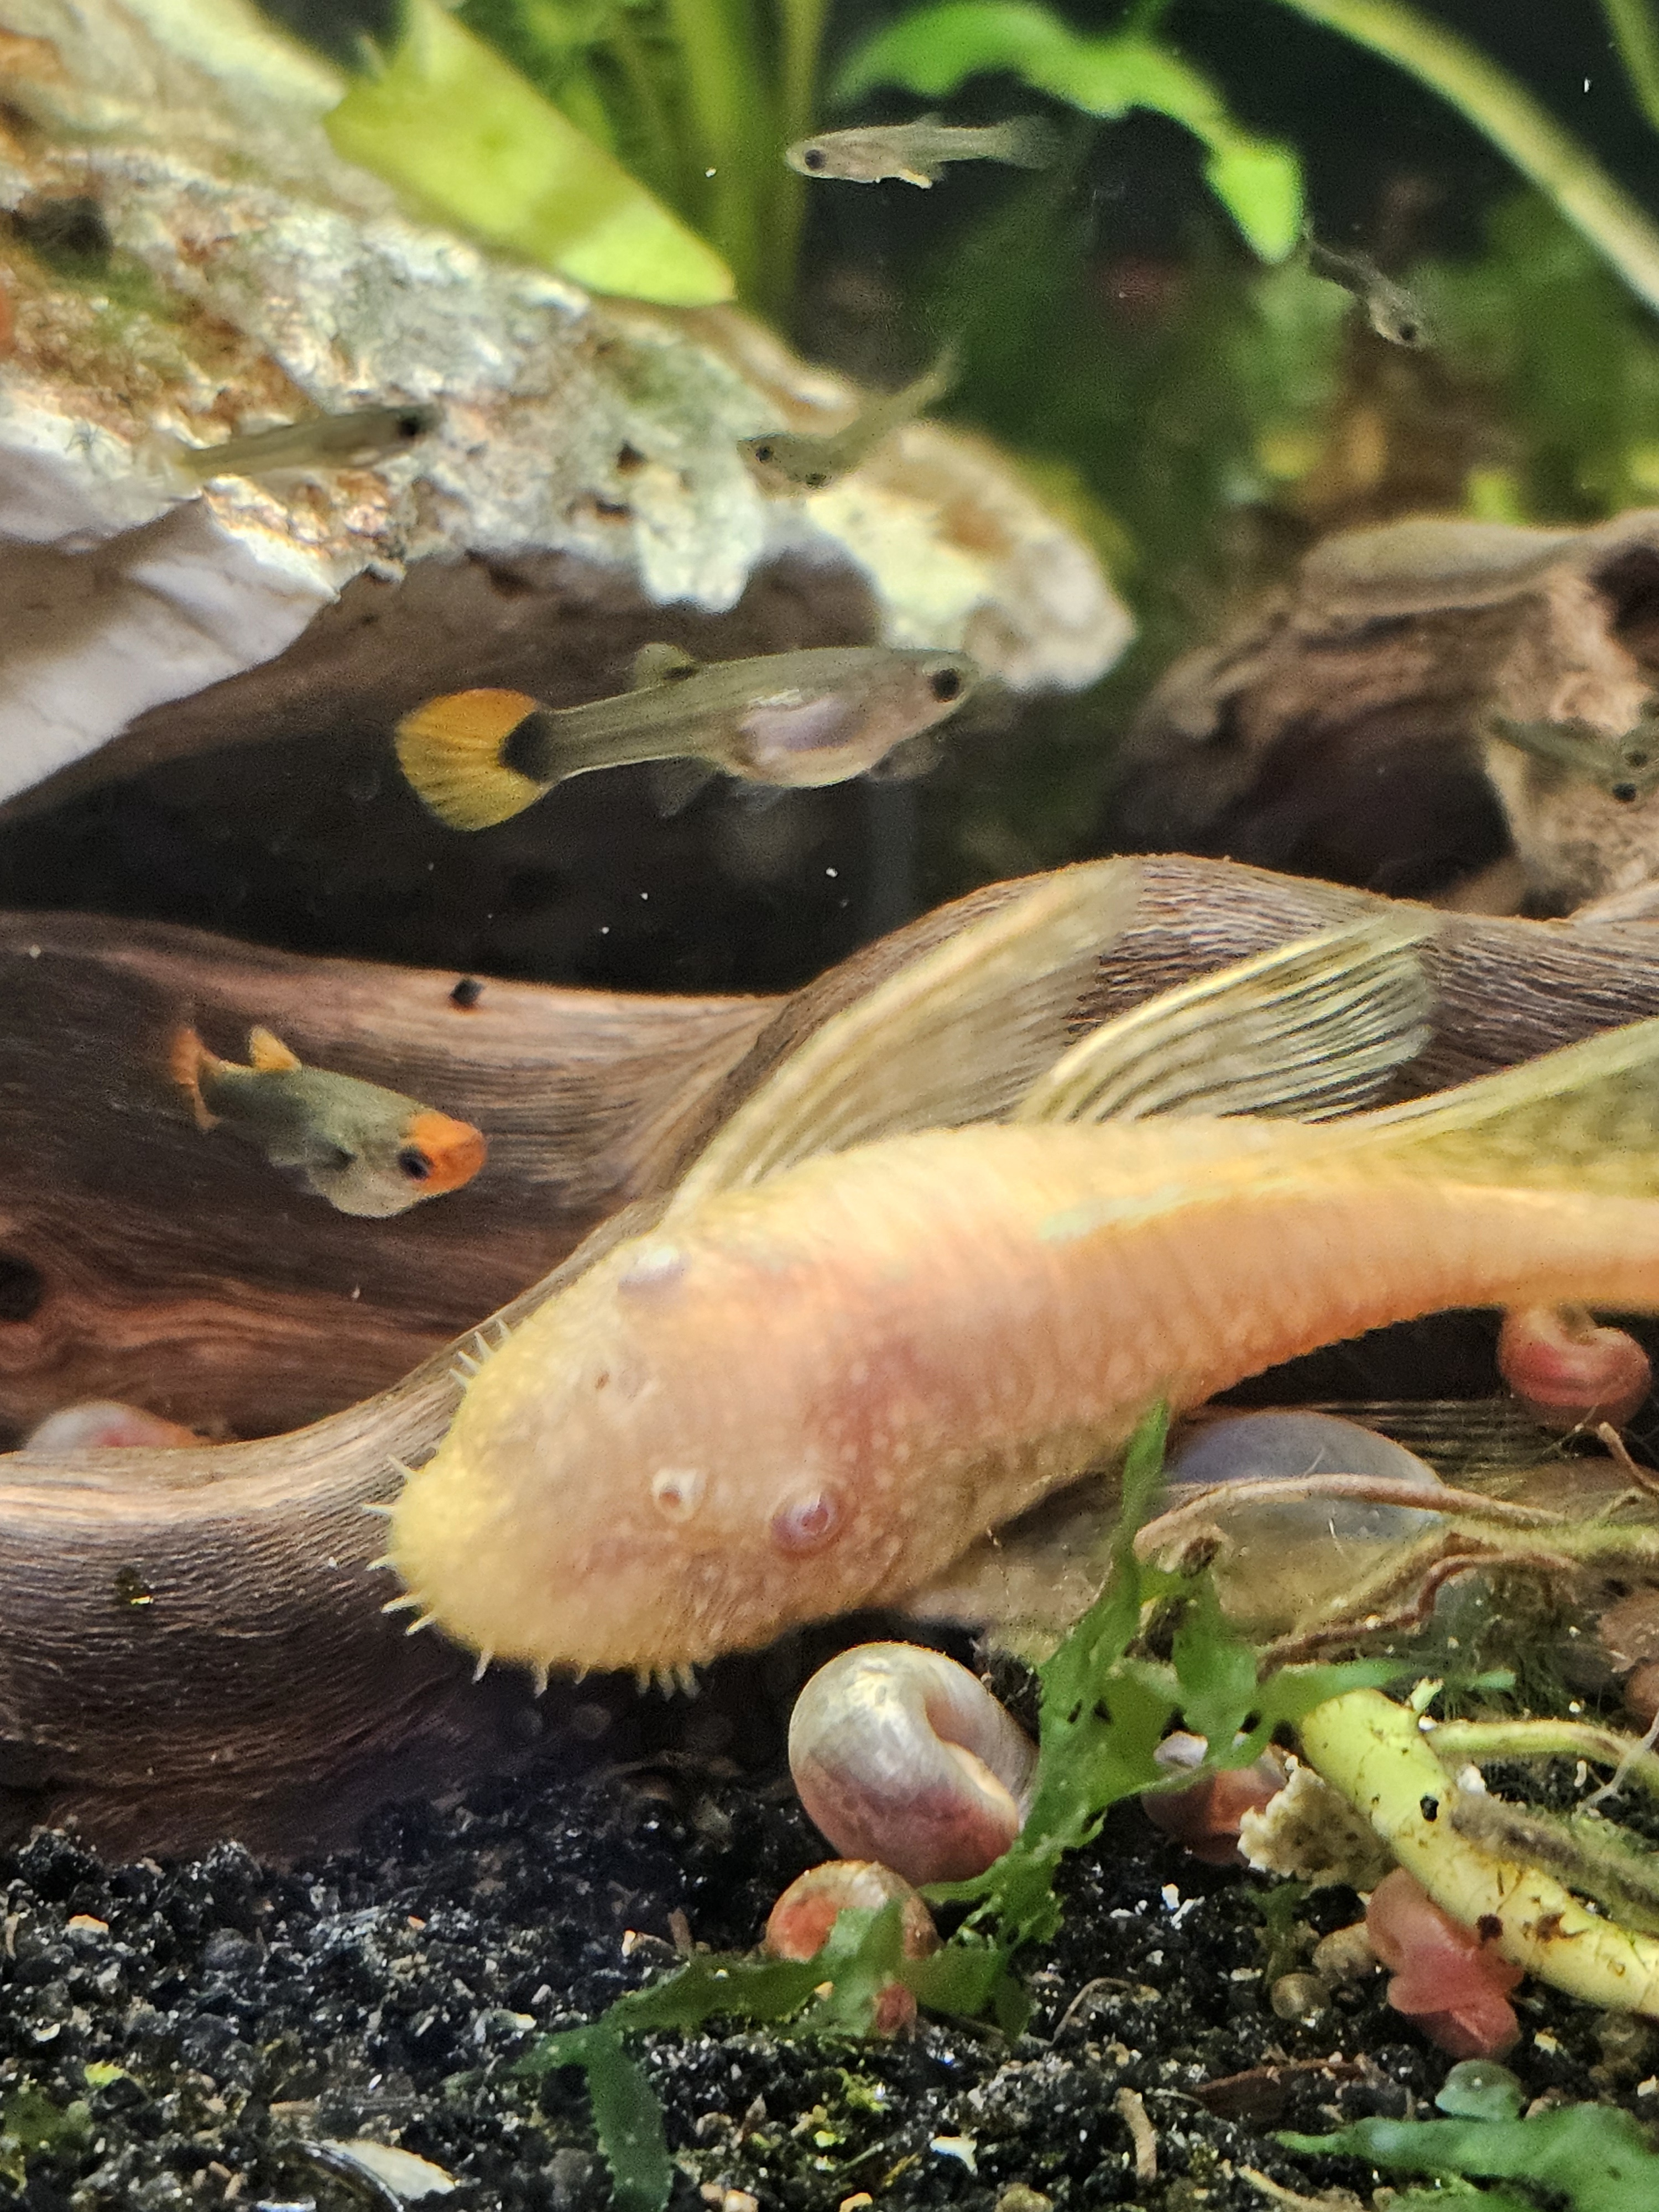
[[159, 401, 439, 483], [785, 115, 1060, 189], [741, 352, 955, 493]]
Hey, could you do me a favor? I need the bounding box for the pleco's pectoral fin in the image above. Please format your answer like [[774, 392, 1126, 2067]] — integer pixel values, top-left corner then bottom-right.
[[1340, 1010, 1659, 1197], [896, 168, 935, 187], [246, 1026, 302, 1073], [632, 643, 701, 689], [1014, 911, 1437, 1125], [667, 857, 1142, 1211]]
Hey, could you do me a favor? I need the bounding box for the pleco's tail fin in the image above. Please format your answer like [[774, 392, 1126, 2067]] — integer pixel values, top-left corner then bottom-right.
[[169, 1025, 219, 1131], [394, 690, 547, 831], [1342, 1015, 1659, 1198], [991, 116, 1062, 170]]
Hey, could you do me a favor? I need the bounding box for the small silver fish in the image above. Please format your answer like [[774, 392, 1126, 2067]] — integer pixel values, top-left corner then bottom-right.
[[163, 401, 440, 483], [786, 114, 1060, 188], [1486, 712, 1659, 804], [395, 641, 980, 830], [742, 353, 954, 494], [1305, 232, 1432, 348]]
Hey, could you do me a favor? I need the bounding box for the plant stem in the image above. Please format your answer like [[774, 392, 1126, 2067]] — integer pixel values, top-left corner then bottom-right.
[[1601, 0, 1659, 137], [1269, 0, 1659, 317], [660, 0, 766, 295], [1430, 1715, 1659, 1805], [598, 18, 685, 204], [764, 0, 829, 313]]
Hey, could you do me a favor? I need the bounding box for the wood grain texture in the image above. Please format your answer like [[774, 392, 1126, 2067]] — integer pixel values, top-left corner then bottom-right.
[[5, 855, 1659, 1856], [1109, 513, 1659, 910]]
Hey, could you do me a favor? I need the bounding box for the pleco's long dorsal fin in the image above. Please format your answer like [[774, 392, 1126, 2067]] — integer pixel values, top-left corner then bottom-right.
[[1013, 913, 1436, 1125], [667, 858, 1142, 1212], [633, 643, 700, 689], [247, 1026, 301, 1073], [1338, 1012, 1659, 1196]]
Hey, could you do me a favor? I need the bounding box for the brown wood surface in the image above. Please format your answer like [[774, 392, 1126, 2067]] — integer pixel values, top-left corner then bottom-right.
[[4, 855, 1659, 1857]]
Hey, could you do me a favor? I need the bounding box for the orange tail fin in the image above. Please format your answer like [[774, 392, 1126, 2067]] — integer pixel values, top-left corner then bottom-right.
[[400, 1109, 488, 1196], [168, 1025, 221, 1131]]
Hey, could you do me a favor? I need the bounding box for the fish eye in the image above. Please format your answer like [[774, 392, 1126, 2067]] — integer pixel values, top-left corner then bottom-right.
[[394, 410, 427, 439], [802, 147, 827, 170], [397, 1146, 434, 1180], [930, 666, 963, 702], [1629, 750, 1651, 769], [1613, 782, 1641, 804], [771, 1486, 842, 1554], [1396, 320, 1421, 344], [753, 442, 774, 463], [804, 471, 829, 488]]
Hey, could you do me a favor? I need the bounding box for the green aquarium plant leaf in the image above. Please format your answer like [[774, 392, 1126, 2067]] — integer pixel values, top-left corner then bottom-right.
[[1280, 2100, 1659, 2212], [513, 1405, 1415, 2188], [928, 1404, 1399, 1960], [1268, 0, 1659, 321], [834, 1, 1302, 259], [326, 0, 733, 307], [521, 2023, 674, 2212]]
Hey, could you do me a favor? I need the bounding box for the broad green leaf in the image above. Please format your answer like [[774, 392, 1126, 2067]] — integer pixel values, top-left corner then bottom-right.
[[835, 2, 1301, 259], [326, 0, 732, 306]]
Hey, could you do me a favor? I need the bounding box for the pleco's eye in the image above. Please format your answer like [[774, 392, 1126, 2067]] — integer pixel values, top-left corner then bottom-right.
[[930, 666, 963, 702], [397, 1146, 434, 1180], [803, 148, 826, 171], [396, 410, 425, 439], [1614, 782, 1640, 804], [771, 1486, 841, 1553], [753, 443, 774, 463], [804, 471, 828, 489], [1397, 321, 1420, 345]]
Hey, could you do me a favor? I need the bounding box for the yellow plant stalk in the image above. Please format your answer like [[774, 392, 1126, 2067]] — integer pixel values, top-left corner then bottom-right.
[[1297, 1688, 1659, 2015]]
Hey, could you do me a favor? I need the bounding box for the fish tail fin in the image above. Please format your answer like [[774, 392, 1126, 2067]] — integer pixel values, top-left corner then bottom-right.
[[247, 1026, 301, 1072], [168, 1025, 221, 1130], [1349, 1016, 1659, 1198], [394, 690, 547, 831], [400, 1109, 488, 1196], [990, 115, 1061, 169]]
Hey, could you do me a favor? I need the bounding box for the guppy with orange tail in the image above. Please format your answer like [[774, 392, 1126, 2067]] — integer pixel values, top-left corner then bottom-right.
[[171, 1025, 486, 1218], [387, 860, 1659, 1677]]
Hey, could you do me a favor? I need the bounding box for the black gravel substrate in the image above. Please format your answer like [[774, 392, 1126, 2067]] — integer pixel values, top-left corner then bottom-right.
[[0, 1725, 1655, 2212]]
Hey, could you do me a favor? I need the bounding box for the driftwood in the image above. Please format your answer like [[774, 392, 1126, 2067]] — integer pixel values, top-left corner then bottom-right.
[[7, 852, 1659, 1858], [1110, 512, 1659, 911]]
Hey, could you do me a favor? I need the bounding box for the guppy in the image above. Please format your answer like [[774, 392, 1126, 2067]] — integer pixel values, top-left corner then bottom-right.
[[395, 642, 978, 830], [398, 860, 1655, 1677]]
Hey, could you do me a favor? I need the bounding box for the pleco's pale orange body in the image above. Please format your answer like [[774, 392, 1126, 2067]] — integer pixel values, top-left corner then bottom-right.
[[389, 1114, 1659, 1674]]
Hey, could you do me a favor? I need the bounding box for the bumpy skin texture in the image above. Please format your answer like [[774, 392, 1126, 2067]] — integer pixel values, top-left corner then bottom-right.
[[389, 1112, 1659, 1677], [787, 1644, 1036, 1885]]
